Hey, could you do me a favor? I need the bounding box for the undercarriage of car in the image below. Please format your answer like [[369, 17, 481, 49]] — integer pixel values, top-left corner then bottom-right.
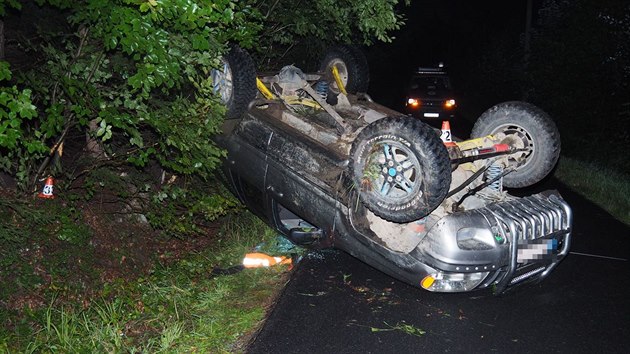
[[212, 44, 572, 294]]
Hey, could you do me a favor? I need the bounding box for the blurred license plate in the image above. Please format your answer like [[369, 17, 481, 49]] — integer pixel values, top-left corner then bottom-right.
[[424, 113, 439, 118], [517, 238, 558, 263]]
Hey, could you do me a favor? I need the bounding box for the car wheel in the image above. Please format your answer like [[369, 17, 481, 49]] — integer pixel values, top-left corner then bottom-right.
[[471, 101, 561, 188], [319, 45, 370, 94], [350, 116, 451, 223], [211, 45, 257, 119]]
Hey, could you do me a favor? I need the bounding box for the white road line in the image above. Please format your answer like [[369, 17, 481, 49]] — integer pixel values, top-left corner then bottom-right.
[[570, 251, 627, 261]]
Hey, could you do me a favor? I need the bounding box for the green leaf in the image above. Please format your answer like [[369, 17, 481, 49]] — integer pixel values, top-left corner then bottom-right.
[[0, 61, 12, 81], [191, 34, 210, 50]]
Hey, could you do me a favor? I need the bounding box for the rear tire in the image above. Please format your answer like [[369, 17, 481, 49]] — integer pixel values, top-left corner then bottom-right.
[[471, 101, 561, 188], [319, 45, 370, 94], [211, 45, 256, 119], [350, 116, 451, 223]]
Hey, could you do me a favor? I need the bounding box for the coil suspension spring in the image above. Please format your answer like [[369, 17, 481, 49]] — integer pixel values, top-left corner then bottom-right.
[[315, 81, 328, 100], [486, 162, 503, 192]]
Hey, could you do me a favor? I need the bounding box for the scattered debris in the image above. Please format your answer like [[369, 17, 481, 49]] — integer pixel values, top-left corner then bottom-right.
[[369, 321, 427, 337], [297, 291, 327, 297]]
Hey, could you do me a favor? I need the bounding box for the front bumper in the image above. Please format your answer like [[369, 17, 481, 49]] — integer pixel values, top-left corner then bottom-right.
[[416, 191, 572, 293]]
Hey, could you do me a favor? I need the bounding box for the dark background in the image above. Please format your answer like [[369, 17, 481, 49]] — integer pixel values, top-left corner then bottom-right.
[[366, 0, 542, 112], [361, 0, 629, 176]]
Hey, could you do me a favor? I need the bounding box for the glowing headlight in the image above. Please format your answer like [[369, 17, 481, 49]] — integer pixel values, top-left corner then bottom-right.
[[444, 99, 456, 109], [421, 271, 489, 292], [407, 98, 420, 107]]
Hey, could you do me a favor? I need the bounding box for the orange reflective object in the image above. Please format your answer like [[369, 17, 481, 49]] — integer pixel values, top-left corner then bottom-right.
[[38, 176, 55, 199], [421, 275, 435, 289], [242, 252, 292, 268]]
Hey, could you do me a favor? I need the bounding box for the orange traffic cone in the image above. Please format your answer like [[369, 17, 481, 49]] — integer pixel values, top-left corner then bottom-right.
[[440, 121, 456, 147], [242, 252, 292, 268], [38, 176, 55, 199]]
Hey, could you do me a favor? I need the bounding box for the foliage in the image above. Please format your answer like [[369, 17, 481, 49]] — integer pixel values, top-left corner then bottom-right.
[[525, 0, 630, 172], [249, 0, 409, 67], [0, 62, 49, 190], [370, 321, 426, 337], [1, 0, 264, 194], [252, 0, 406, 45], [64, 165, 243, 237], [147, 178, 243, 236], [0, 0, 21, 16]]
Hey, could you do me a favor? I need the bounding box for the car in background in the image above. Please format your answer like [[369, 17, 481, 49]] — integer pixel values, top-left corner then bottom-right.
[[404, 64, 456, 121]]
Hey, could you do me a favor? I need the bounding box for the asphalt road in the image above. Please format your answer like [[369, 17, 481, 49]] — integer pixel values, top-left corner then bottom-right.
[[247, 180, 629, 353]]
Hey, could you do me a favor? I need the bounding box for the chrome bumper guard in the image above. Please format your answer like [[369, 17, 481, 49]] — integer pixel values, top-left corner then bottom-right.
[[484, 191, 572, 293]]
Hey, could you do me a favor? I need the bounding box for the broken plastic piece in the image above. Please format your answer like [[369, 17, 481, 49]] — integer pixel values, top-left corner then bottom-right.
[[242, 252, 292, 268]]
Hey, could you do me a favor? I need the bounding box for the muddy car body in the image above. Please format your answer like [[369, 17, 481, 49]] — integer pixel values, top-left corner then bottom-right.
[[213, 45, 572, 294]]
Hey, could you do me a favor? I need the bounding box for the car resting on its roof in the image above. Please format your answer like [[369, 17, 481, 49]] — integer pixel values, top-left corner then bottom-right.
[[210, 44, 572, 294]]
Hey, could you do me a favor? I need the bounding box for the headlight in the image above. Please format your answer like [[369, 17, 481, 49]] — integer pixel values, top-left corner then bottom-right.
[[406, 98, 420, 107], [456, 227, 497, 250], [421, 271, 488, 292], [444, 99, 456, 109]]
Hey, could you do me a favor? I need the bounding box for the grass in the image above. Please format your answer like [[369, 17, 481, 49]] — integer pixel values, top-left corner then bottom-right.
[[554, 156, 630, 225], [0, 211, 295, 353]]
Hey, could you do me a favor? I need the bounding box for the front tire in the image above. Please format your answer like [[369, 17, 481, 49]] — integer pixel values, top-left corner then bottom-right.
[[471, 101, 561, 188], [350, 116, 451, 223]]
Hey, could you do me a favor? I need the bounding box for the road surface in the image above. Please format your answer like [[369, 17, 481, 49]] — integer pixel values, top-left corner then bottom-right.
[[247, 180, 629, 353]]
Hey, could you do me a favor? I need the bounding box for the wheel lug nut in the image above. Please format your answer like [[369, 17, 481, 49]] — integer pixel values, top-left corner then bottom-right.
[[387, 177, 393, 182]]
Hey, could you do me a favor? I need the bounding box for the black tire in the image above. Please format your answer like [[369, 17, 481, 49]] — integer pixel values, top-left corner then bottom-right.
[[211, 45, 256, 119], [470, 101, 561, 188], [319, 45, 370, 94], [350, 116, 451, 223]]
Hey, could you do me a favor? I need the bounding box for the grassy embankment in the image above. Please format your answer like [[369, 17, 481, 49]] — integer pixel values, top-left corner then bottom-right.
[[554, 156, 630, 225], [0, 209, 293, 353]]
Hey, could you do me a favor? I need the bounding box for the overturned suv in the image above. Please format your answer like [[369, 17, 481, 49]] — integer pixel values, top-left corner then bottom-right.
[[211, 45, 572, 294]]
